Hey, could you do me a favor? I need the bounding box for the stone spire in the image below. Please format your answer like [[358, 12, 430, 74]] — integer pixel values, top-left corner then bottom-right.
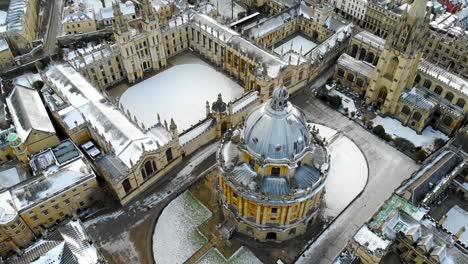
[[141, 0, 156, 22], [407, 0, 428, 22], [113, 2, 128, 34]]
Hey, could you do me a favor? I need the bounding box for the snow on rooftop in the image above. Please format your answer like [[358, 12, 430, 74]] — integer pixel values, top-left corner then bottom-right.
[[44, 63, 171, 168], [232, 91, 260, 113], [0, 39, 9, 52], [372, 116, 448, 150], [274, 35, 318, 55], [0, 11, 7, 25], [119, 62, 244, 133], [443, 205, 468, 245], [10, 158, 93, 210], [0, 191, 17, 224], [179, 118, 215, 146], [353, 225, 391, 252], [352, 31, 386, 51], [6, 0, 29, 33], [418, 59, 468, 96], [153, 191, 212, 264], [6, 85, 56, 142], [96, 1, 135, 21], [337, 53, 375, 79]]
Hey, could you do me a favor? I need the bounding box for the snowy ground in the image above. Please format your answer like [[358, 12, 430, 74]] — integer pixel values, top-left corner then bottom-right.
[[198, 247, 262, 264], [313, 124, 368, 219], [274, 35, 318, 55], [329, 90, 357, 114], [153, 191, 212, 264], [372, 116, 448, 150], [119, 56, 245, 132]]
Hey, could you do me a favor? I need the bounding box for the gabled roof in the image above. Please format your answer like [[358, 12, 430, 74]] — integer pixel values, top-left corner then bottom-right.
[[6, 85, 56, 141]]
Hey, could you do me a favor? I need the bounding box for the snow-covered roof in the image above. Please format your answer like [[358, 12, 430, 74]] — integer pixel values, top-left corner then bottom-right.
[[8, 220, 100, 264], [179, 118, 215, 146], [6, 0, 29, 33], [337, 53, 374, 78], [244, 7, 297, 38], [0, 39, 10, 52], [11, 141, 95, 210], [232, 91, 260, 113], [352, 30, 386, 51], [400, 88, 436, 111], [6, 85, 56, 142], [62, 1, 95, 23], [0, 191, 18, 224], [417, 60, 468, 97], [43, 63, 172, 168], [67, 43, 120, 68], [429, 13, 468, 38], [442, 205, 468, 246], [353, 225, 391, 253], [96, 1, 135, 21], [0, 163, 30, 191]]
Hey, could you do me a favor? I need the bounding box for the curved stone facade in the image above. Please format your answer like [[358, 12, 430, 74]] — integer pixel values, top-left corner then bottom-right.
[[217, 86, 329, 242]]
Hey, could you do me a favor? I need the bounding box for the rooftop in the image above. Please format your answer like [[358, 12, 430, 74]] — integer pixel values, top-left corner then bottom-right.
[[6, 0, 29, 33], [369, 194, 426, 229], [418, 59, 468, 97], [44, 63, 172, 169], [6, 85, 56, 142], [8, 220, 101, 264], [353, 224, 391, 253], [337, 53, 375, 79]]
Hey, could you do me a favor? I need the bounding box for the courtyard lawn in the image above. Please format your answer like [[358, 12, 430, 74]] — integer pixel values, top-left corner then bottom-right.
[[153, 191, 212, 264], [372, 116, 448, 150], [274, 35, 318, 55], [119, 61, 244, 132]]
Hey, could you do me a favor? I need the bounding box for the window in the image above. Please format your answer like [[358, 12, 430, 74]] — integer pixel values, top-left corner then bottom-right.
[[434, 86, 443, 95], [412, 112, 422, 122], [122, 179, 132, 194], [271, 167, 280, 176], [356, 78, 364, 87], [443, 116, 453, 127], [401, 105, 411, 115], [141, 160, 156, 179], [456, 98, 465, 108], [166, 148, 173, 162], [445, 92, 454, 102], [346, 73, 354, 82], [42, 210, 49, 216], [271, 208, 278, 214], [423, 80, 432, 89], [337, 68, 345, 77]]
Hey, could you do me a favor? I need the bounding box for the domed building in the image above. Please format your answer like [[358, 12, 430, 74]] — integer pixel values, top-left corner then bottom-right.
[[217, 87, 329, 242]]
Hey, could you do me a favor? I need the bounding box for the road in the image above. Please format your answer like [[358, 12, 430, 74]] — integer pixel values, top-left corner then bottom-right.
[[43, 0, 63, 56], [83, 142, 219, 264], [292, 94, 420, 263]]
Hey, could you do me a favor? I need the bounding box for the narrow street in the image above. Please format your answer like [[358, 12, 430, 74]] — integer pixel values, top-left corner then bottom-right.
[[292, 95, 420, 263], [84, 142, 219, 264], [43, 0, 63, 56]]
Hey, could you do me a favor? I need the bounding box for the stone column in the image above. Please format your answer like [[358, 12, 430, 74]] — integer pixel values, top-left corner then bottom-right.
[[256, 205, 262, 224]]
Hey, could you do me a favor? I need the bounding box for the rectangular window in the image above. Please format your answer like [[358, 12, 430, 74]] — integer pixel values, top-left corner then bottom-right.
[[271, 167, 281, 176]]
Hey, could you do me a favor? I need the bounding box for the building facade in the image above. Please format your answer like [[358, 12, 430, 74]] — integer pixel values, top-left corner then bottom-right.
[[217, 87, 329, 241], [0, 140, 98, 258]]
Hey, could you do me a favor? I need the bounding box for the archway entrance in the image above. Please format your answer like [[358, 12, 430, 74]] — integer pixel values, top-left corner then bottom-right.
[[266, 232, 277, 240], [376, 87, 388, 109]]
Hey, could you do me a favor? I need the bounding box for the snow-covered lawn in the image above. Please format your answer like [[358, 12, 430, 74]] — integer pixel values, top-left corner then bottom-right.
[[313, 124, 368, 219], [153, 191, 212, 264], [329, 90, 357, 114], [372, 116, 448, 150], [198, 247, 262, 264], [119, 60, 244, 132], [274, 35, 317, 55]]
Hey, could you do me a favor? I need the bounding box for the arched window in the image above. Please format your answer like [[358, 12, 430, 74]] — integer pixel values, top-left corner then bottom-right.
[[350, 45, 358, 57], [141, 160, 157, 179], [337, 68, 345, 77], [166, 148, 173, 162], [366, 52, 375, 64], [359, 48, 367, 60], [434, 86, 443, 95], [346, 73, 354, 82], [456, 98, 466, 108], [444, 92, 454, 102], [443, 116, 453, 127], [423, 80, 432, 89], [412, 112, 422, 122], [401, 105, 411, 115], [122, 179, 132, 194], [356, 79, 364, 88], [414, 74, 421, 85]]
